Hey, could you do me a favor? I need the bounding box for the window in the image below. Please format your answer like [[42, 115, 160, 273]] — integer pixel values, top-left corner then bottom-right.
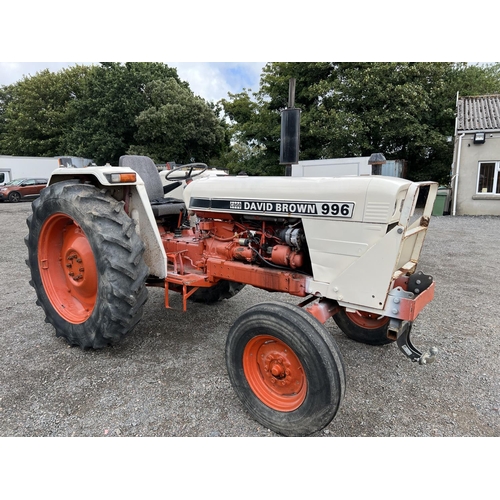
[[477, 162, 500, 194]]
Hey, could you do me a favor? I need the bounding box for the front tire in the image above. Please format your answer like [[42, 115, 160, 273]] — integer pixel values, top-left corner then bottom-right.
[[226, 302, 346, 436], [25, 181, 149, 348]]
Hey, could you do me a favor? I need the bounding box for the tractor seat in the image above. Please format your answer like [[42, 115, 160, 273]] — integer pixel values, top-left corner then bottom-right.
[[118, 155, 186, 218]]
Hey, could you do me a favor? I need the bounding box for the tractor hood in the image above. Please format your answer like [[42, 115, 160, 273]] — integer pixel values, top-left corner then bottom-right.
[[183, 175, 413, 224]]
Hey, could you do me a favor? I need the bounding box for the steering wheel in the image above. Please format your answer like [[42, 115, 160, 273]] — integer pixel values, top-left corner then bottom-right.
[[164, 163, 208, 181]]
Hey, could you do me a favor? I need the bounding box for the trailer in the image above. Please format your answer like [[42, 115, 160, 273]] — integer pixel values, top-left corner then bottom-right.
[[0, 156, 93, 186], [291, 157, 372, 177], [291, 157, 406, 178]]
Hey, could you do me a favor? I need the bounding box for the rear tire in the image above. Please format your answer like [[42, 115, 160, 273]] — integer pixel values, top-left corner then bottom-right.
[[333, 308, 394, 345], [189, 280, 245, 304], [25, 181, 149, 348], [226, 302, 346, 436]]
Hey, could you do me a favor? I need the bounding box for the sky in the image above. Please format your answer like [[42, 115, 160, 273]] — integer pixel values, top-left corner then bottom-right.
[[0, 62, 266, 103], [3, 0, 498, 104], [4, 4, 495, 106]]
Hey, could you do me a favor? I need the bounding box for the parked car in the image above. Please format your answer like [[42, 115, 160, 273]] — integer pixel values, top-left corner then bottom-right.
[[0, 178, 48, 203]]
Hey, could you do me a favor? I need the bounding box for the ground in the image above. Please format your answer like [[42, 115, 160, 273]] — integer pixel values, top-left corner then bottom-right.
[[0, 201, 499, 438]]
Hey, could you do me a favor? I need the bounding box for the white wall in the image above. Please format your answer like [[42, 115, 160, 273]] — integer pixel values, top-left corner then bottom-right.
[[453, 133, 500, 215]]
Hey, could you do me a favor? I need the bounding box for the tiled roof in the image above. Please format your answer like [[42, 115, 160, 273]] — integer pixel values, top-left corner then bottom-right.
[[457, 94, 500, 132]]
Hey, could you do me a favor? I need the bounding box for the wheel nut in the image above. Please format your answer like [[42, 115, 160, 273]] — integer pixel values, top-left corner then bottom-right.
[[271, 365, 283, 377]]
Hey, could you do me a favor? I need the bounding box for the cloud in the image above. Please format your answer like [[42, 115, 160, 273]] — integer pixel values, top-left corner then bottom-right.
[[0, 62, 265, 103], [171, 62, 264, 102]]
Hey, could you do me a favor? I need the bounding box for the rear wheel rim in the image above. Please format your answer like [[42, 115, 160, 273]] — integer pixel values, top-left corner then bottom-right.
[[345, 310, 390, 329], [243, 335, 307, 411], [38, 213, 98, 324]]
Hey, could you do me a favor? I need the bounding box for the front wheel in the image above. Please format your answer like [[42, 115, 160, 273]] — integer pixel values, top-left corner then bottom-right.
[[25, 181, 149, 348], [333, 308, 394, 345], [226, 302, 346, 436]]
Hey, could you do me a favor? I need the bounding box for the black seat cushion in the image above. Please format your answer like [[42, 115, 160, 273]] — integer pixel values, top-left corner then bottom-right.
[[119, 155, 186, 217]]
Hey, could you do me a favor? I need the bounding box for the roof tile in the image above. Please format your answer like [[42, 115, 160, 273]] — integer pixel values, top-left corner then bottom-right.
[[457, 95, 500, 132]]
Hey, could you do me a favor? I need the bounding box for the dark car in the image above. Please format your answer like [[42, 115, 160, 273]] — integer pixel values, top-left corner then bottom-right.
[[0, 178, 48, 203]]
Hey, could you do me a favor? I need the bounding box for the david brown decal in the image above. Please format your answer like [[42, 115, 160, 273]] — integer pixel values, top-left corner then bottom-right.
[[191, 198, 355, 218]]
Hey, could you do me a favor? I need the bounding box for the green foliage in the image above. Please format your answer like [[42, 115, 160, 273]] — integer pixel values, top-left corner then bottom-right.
[[61, 62, 186, 164], [1, 62, 500, 181], [0, 66, 91, 156], [451, 62, 500, 96], [219, 62, 500, 183], [220, 88, 282, 175], [0, 62, 228, 166], [129, 78, 229, 164]]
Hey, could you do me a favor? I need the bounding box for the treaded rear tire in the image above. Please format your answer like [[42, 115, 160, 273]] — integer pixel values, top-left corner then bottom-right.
[[226, 301, 346, 436], [25, 181, 149, 348]]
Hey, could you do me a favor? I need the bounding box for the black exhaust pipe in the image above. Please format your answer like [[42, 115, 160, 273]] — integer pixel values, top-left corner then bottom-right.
[[280, 78, 301, 175]]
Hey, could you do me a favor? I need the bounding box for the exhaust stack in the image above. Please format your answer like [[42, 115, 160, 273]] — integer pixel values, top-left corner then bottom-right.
[[280, 78, 301, 175]]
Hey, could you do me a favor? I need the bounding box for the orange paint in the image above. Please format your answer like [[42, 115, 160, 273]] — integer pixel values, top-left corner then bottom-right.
[[243, 335, 307, 411], [38, 214, 98, 324]]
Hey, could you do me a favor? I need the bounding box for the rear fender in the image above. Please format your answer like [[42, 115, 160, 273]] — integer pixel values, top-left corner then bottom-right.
[[48, 166, 167, 278]]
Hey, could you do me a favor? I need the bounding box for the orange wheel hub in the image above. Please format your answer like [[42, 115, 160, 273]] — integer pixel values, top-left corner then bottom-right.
[[38, 213, 98, 324], [243, 335, 307, 411]]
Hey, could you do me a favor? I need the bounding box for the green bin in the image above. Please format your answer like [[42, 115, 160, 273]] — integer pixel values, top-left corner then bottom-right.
[[432, 189, 448, 216]]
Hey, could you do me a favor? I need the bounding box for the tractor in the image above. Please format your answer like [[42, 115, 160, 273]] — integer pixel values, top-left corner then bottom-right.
[[25, 154, 438, 436]]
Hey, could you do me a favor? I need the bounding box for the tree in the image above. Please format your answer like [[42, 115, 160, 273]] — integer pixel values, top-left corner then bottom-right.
[[318, 62, 457, 183], [0, 62, 229, 166], [0, 84, 14, 147], [220, 88, 282, 175], [0, 66, 91, 156], [129, 78, 228, 164], [451, 62, 500, 96], [220, 62, 500, 183], [61, 62, 186, 164]]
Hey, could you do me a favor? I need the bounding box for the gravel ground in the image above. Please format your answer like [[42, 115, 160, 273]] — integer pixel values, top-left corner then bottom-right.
[[1, 200, 499, 439]]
